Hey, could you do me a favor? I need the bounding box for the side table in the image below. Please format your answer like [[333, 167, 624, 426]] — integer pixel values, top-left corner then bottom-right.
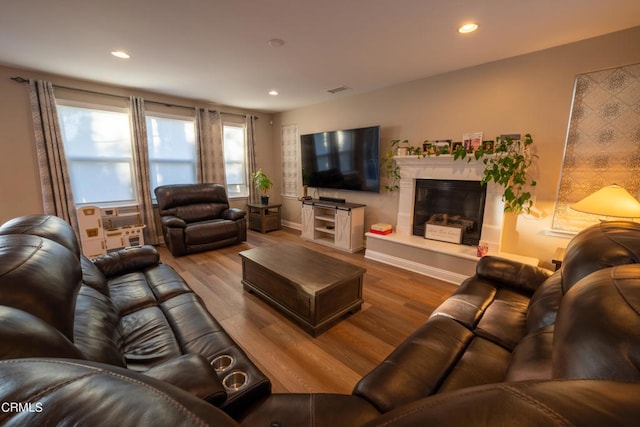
[[552, 247, 566, 271], [248, 203, 282, 233]]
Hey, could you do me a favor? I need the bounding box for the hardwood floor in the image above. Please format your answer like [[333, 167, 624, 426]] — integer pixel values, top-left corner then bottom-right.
[[157, 227, 457, 394]]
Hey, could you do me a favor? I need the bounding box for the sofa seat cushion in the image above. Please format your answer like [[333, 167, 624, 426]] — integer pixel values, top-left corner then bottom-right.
[[121, 306, 182, 371], [185, 220, 238, 245], [437, 336, 511, 393], [108, 272, 158, 315], [429, 279, 496, 328], [354, 316, 474, 413], [145, 263, 194, 302], [475, 288, 530, 350]]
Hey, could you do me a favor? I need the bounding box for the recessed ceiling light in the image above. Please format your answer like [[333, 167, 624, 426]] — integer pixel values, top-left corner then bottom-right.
[[268, 90, 279, 96], [458, 23, 478, 34], [267, 38, 285, 47], [111, 50, 130, 59]]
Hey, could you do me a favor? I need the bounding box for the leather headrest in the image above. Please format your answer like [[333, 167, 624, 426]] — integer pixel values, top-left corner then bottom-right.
[[0, 234, 82, 340], [155, 183, 228, 212], [561, 221, 640, 292], [552, 264, 640, 381], [0, 214, 80, 258]]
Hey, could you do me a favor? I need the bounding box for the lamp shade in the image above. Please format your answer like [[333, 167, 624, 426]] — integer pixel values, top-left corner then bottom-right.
[[570, 185, 640, 218]]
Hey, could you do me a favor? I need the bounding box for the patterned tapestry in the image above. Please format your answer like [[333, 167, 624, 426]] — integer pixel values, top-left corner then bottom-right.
[[552, 63, 640, 231], [281, 124, 299, 197]]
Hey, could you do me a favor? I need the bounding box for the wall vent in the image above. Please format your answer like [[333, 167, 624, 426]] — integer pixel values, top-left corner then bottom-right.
[[326, 85, 351, 94]]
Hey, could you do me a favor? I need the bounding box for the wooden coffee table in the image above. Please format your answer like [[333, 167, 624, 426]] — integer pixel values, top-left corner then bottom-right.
[[239, 243, 365, 337]]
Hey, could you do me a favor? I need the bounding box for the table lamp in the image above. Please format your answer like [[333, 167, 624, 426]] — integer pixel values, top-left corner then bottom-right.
[[570, 184, 640, 219]]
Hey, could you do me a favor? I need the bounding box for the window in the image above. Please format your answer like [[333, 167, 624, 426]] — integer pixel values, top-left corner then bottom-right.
[[146, 114, 196, 199], [58, 104, 136, 204], [223, 123, 248, 197]]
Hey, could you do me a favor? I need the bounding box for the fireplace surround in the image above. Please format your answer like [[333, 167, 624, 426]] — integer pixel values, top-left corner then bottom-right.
[[365, 155, 537, 284]]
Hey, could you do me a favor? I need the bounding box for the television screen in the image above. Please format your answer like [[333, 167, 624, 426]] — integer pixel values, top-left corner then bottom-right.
[[300, 125, 380, 193]]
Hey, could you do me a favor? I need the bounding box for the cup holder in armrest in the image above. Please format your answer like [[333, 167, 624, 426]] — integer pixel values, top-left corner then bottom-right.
[[211, 354, 235, 372], [223, 370, 248, 392]]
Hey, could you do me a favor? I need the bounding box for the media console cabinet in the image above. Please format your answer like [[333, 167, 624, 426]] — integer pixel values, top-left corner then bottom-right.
[[301, 199, 365, 253]]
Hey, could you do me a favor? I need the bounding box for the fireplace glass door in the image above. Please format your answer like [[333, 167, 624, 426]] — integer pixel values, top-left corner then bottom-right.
[[413, 179, 487, 246]]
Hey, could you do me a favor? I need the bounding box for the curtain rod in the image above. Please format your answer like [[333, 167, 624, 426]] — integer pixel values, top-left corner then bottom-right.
[[10, 76, 257, 119]]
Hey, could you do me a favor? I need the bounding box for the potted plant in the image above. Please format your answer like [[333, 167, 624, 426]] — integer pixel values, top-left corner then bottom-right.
[[453, 133, 537, 214], [251, 168, 273, 205]]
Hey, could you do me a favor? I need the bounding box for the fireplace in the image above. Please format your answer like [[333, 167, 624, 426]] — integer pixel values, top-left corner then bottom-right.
[[413, 179, 487, 246], [364, 155, 509, 284]]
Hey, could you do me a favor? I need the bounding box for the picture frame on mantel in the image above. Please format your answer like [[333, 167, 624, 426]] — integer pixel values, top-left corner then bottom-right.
[[396, 147, 409, 156]]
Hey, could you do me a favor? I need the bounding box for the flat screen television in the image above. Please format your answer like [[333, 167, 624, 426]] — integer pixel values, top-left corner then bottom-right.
[[300, 125, 380, 193]]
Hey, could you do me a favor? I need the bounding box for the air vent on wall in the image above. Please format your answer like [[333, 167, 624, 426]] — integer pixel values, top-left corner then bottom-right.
[[326, 85, 351, 94]]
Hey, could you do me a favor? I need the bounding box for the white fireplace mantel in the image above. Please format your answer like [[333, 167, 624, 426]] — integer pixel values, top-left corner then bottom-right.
[[393, 155, 504, 253], [364, 155, 536, 285]]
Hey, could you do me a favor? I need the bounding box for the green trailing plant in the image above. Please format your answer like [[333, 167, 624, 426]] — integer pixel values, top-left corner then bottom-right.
[[383, 139, 438, 191], [453, 133, 537, 214]]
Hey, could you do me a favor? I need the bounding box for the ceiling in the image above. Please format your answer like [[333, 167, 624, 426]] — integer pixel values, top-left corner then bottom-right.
[[2, 0, 640, 113]]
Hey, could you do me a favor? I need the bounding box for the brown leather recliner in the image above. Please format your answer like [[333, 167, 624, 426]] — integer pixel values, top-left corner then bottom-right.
[[155, 183, 247, 256]]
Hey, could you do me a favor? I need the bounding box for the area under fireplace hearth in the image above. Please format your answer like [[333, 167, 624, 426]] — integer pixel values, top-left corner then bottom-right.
[[365, 155, 537, 284]]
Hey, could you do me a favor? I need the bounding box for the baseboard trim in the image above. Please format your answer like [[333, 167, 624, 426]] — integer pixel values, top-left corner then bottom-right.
[[364, 249, 466, 285]]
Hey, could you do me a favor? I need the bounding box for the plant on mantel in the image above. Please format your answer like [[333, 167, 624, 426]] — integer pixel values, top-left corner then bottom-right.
[[453, 133, 537, 214], [383, 134, 537, 214], [383, 139, 437, 191]]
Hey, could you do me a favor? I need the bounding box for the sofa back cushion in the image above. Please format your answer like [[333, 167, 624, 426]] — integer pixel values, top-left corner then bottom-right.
[[176, 203, 228, 223], [155, 184, 229, 221], [561, 221, 640, 293], [0, 214, 81, 258], [552, 264, 640, 381], [0, 306, 84, 360], [0, 234, 81, 340], [73, 284, 126, 367]]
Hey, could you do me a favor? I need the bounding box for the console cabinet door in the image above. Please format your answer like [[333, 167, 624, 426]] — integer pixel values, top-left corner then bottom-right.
[[301, 204, 315, 240], [334, 209, 351, 250]]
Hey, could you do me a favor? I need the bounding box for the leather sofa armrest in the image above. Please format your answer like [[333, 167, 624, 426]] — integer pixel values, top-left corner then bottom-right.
[[143, 354, 227, 406], [161, 215, 187, 228], [92, 245, 160, 278], [0, 358, 239, 426], [224, 208, 246, 221], [476, 256, 552, 294]]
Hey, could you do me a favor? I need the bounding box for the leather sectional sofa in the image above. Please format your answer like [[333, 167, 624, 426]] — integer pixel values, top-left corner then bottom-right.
[[1, 216, 640, 426], [0, 214, 269, 421]]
